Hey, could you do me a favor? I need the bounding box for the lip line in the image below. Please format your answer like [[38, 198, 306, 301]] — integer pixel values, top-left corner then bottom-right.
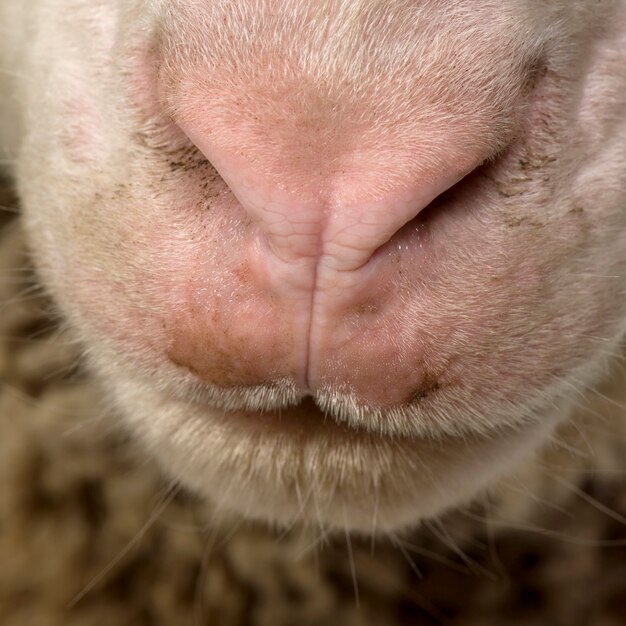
[[180, 390, 539, 448]]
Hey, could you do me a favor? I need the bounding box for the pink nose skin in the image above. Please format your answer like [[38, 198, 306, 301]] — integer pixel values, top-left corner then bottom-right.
[[170, 112, 488, 408], [186, 124, 471, 273]]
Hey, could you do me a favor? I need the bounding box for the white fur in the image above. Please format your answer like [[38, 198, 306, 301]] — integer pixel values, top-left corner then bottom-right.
[[1, 0, 625, 532]]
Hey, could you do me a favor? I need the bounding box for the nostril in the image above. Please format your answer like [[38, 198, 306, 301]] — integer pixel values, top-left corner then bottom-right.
[[348, 159, 489, 270], [415, 159, 487, 220]]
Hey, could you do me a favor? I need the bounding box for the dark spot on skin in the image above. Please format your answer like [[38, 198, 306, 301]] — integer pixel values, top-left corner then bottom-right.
[[354, 300, 381, 315], [486, 171, 531, 200], [518, 154, 557, 172], [487, 143, 557, 212], [496, 186, 524, 199], [111, 183, 129, 200], [407, 373, 442, 404], [502, 214, 545, 228], [167, 156, 209, 173], [231, 262, 252, 285]]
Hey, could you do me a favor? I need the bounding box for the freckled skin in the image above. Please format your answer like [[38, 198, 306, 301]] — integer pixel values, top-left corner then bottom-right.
[[0, 0, 625, 532]]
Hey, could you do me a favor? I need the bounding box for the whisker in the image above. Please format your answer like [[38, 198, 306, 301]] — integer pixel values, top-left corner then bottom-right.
[[370, 484, 380, 554], [546, 431, 594, 460], [194, 522, 222, 626], [390, 534, 424, 579], [541, 471, 626, 527], [274, 475, 314, 544], [67, 482, 180, 607], [480, 496, 507, 577], [393, 534, 473, 574], [343, 505, 360, 609], [460, 509, 626, 547], [495, 479, 575, 517], [425, 518, 497, 581], [295, 524, 330, 559]]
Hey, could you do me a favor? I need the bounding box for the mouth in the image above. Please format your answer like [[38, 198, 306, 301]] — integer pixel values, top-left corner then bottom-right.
[[155, 356, 558, 441], [157, 374, 457, 439], [103, 363, 562, 533], [236, 396, 352, 426]]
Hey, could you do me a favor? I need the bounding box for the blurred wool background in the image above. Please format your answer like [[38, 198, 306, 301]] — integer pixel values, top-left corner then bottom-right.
[[1, 179, 626, 625]]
